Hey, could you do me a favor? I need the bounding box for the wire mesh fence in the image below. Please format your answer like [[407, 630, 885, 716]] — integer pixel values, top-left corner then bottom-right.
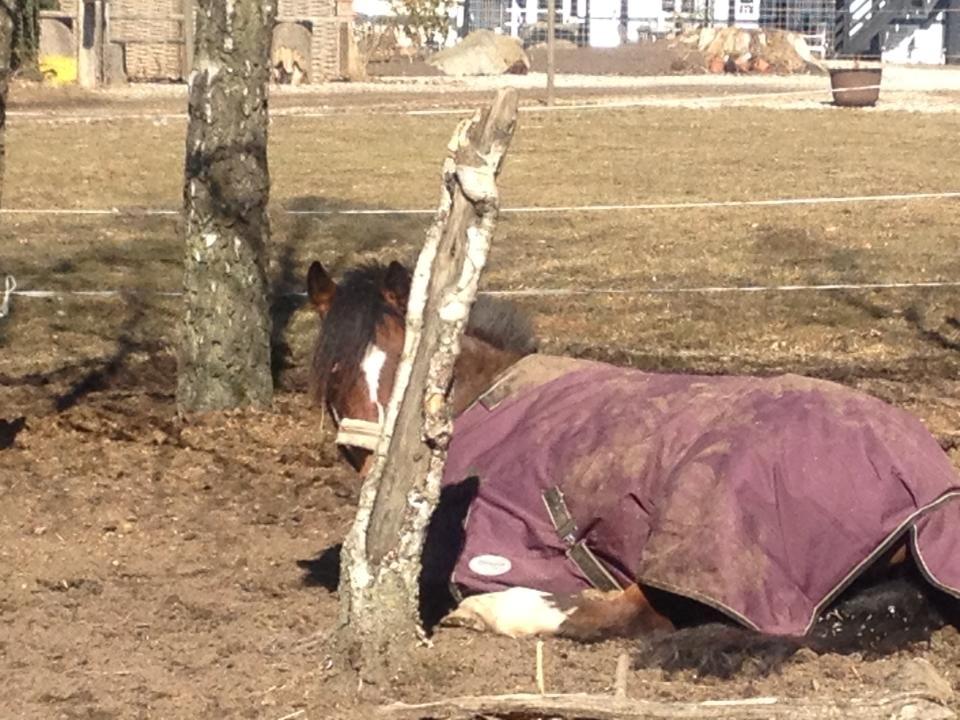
[[456, 0, 960, 64]]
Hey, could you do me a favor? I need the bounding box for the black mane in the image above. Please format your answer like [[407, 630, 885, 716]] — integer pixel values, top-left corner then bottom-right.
[[310, 262, 538, 407]]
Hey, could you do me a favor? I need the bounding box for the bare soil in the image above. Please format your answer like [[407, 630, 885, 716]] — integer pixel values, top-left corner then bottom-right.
[[2, 80, 960, 719], [527, 41, 706, 76]]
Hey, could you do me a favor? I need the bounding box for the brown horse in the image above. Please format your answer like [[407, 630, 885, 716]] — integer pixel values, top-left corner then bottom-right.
[[306, 259, 960, 676]]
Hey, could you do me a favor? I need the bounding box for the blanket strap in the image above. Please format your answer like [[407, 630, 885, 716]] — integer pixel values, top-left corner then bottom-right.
[[542, 487, 623, 592]]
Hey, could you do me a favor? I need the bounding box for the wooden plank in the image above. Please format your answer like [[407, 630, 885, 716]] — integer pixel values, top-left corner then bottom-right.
[[109, 13, 187, 21], [379, 690, 956, 720]]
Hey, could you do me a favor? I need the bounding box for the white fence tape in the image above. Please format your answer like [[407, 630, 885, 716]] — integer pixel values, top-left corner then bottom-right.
[[3, 84, 893, 125], [3, 279, 958, 311], [2, 190, 959, 218], [485, 280, 960, 296]]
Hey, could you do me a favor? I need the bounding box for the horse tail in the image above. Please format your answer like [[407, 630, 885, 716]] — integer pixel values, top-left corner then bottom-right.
[[634, 572, 955, 679]]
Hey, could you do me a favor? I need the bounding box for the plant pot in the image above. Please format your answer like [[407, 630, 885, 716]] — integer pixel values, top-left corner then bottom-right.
[[829, 67, 882, 107]]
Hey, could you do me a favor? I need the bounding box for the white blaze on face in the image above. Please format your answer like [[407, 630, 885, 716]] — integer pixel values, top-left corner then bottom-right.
[[443, 587, 576, 638], [360, 345, 387, 421]]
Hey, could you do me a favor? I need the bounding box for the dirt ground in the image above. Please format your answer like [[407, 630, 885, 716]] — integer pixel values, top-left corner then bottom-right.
[[527, 41, 707, 76], [3, 76, 960, 719], [366, 40, 707, 77]]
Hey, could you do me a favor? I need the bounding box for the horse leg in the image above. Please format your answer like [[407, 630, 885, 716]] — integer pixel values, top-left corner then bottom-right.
[[556, 584, 675, 641], [440, 583, 673, 640], [440, 586, 578, 638]]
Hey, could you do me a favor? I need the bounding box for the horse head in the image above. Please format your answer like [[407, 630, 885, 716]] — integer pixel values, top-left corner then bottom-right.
[[306, 258, 537, 475], [306, 259, 411, 473]]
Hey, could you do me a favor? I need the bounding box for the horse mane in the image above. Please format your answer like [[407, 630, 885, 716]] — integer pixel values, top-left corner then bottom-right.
[[310, 262, 538, 407]]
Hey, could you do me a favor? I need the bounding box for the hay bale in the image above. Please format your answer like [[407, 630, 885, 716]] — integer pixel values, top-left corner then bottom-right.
[[696, 26, 717, 51], [428, 30, 529, 76], [272, 21, 312, 84], [104, 43, 128, 85], [39, 17, 74, 58], [762, 30, 826, 74], [343, 24, 368, 82], [690, 26, 826, 75]]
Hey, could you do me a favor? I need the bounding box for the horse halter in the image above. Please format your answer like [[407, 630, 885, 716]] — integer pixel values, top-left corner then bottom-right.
[[330, 402, 384, 453], [335, 416, 384, 451]]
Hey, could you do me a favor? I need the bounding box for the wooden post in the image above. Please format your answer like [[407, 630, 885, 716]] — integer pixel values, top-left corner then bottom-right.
[[337, 89, 520, 680], [183, 0, 195, 77], [77, 0, 104, 88], [547, 0, 556, 105]]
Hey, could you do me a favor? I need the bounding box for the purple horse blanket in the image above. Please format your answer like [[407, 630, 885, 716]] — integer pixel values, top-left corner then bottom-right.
[[441, 355, 960, 636]]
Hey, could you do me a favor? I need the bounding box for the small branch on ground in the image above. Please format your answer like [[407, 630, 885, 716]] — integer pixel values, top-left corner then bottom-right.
[[378, 689, 956, 720], [614, 653, 629, 699]]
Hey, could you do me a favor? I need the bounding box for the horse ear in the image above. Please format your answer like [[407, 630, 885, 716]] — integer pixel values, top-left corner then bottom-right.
[[383, 261, 411, 313], [307, 261, 337, 316]]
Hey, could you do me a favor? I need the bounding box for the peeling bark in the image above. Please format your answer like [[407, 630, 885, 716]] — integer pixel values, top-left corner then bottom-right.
[[177, 0, 276, 412], [337, 89, 519, 680]]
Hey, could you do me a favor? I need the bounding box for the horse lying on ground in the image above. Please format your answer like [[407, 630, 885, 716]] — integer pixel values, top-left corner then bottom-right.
[[306, 259, 960, 677]]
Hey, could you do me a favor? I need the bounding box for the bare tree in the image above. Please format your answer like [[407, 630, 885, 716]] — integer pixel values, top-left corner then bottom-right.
[[0, 2, 14, 205], [177, 0, 276, 412], [337, 90, 519, 679]]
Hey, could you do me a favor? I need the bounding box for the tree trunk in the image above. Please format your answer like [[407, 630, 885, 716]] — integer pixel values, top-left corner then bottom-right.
[[0, 2, 13, 206], [177, 0, 275, 412], [337, 89, 519, 681], [11, 0, 38, 77]]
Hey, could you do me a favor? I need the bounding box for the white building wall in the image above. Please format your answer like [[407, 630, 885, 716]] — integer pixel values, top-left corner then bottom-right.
[[587, 0, 622, 46], [882, 16, 945, 64], [626, 0, 669, 39], [712, 0, 760, 28]]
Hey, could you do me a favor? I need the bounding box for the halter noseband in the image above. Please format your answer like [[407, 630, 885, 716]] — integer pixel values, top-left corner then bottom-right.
[[330, 398, 385, 453], [335, 416, 384, 451]]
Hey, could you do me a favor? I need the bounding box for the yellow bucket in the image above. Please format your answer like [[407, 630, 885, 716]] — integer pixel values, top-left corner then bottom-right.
[[39, 55, 78, 85]]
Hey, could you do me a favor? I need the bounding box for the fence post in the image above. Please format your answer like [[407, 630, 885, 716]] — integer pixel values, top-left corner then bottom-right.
[[547, 0, 556, 105], [77, 0, 105, 88]]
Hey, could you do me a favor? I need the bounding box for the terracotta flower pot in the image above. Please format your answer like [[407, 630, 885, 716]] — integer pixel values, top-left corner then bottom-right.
[[829, 67, 882, 107]]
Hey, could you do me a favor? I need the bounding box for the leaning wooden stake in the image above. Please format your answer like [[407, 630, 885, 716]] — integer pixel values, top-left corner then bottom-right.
[[337, 89, 520, 679]]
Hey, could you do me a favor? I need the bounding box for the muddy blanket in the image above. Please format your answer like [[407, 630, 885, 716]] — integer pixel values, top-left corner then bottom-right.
[[441, 355, 960, 636]]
